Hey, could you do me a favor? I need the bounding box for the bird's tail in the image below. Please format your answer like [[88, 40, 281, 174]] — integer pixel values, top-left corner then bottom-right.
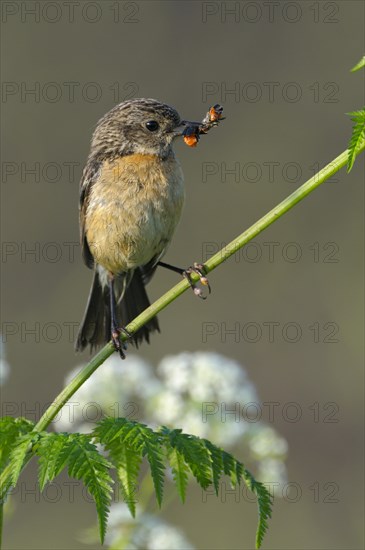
[[75, 269, 159, 352]]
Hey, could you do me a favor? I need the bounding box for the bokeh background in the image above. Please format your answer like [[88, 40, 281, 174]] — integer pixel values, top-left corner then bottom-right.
[[1, 1, 364, 548]]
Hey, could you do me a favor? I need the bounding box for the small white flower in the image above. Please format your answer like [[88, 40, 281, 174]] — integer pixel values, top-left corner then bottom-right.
[[149, 391, 185, 425], [56, 354, 155, 432], [157, 353, 192, 393], [148, 352, 260, 448], [249, 426, 288, 458], [257, 458, 288, 486], [106, 504, 195, 549]]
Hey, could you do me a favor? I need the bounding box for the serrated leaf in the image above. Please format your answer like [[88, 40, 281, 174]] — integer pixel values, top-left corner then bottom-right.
[[7, 434, 34, 487], [33, 432, 113, 543], [347, 108, 365, 171], [204, 440, 223, 495], [221, 450, 238, 487], [94, 418, 165, 508], [143, 438, 165, 508], [36, 432, 70, 490], [93, 416, 128, 444], [0, 417, 34, 470], [164, 429, 212, 490], [94, 417, 273, 548], [242, 468, 273, 549], [94, 418, 142, 516], [167, 446, 190, 503], [66, 434, 114, 543], [110, 442, 142, 517]]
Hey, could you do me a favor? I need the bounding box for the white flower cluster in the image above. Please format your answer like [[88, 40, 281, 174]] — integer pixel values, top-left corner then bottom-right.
[[147, 352, 259, 446], [248, 425, 288, 485], [58, 351, 288, 548], [105, 504, 194, 550], [57, 351, 287, 482]]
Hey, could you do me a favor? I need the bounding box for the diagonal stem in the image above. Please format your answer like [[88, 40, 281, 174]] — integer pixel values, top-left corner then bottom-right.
[[0, 144, 363, 511]]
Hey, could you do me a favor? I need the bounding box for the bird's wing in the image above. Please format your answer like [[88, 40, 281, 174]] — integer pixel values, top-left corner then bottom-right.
[[79, 159, 101, 269], [139, 250, 166, 285]]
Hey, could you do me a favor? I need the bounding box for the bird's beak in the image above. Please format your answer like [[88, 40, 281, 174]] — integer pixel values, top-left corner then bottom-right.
[[171, 120, 201, 137]]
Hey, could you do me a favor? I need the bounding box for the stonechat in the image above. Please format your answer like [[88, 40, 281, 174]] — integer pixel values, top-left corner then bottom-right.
[[75, 98, 222, 358]]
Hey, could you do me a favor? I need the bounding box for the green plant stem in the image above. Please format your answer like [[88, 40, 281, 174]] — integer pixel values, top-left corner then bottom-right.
[[0, 145, 363, 530], [203, 148, 358, 271], [35, 147, 363, 431]]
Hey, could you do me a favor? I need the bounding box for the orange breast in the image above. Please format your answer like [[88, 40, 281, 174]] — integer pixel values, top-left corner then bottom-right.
[[85, 153, 185, 273]]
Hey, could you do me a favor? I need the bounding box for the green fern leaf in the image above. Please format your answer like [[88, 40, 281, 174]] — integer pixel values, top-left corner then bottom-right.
[[107, 439, 142, 517], [213, 445, 273, 549], [94, 418, 165, 508], [242, 468, 273, 549], [203, 440, 223, 495], [166, 445, 190, 503], [221, 450, 239, 487], [7, 433, 35, 487], [161, 428, 212, 490], [347, 108, 365, 171], [94, 418, 273, 548], [33, 432, 113, 543], [66, 434, 114, 543], [145, 434, 165, 508], [93, 418, 143, 516], [0, 417, 34, 470], [35, 432, 71, 490]]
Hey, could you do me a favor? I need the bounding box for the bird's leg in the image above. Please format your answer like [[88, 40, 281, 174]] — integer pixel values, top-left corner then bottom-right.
[[109, 275, 131, 359], [158, 261, 211, 299]]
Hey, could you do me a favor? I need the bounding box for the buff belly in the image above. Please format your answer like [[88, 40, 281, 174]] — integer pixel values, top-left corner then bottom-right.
[[85, 154, 185, 274]]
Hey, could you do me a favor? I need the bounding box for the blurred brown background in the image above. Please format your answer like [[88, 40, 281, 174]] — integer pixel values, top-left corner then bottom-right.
[[1, 1, 364, 548]]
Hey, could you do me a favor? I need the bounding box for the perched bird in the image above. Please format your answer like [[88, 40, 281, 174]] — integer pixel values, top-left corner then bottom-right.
[[75, 98, 207, 357]]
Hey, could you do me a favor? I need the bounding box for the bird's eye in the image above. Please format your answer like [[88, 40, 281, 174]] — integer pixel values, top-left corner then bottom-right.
[[145, 120, 159, 132]]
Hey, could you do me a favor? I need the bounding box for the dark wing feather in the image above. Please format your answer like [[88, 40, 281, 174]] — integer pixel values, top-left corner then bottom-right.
[[139, 253, 162, 285], [79, 159, 101, 269]]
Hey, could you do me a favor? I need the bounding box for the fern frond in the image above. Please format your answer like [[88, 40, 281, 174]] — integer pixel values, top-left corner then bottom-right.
[[106, 439, 142, 517], [164, 436, 190, 503], [347, 108, 365, 171], [94, 418, 273, 548], [221, 449, 239, 486], [94, 418, 165, 508], [161, 427, 212, 490], [242, 469, 273, 549], [33, 432, 113, 543], [66, 434, 114, 543], [0, 417, 34, 470], [35, 432, 71, 490], [203, 439, 223, 495], [1, 429, 35, 501], [7, 433, 35, 487]]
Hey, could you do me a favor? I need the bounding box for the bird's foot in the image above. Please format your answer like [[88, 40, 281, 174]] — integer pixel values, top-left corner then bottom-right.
[[111, 327, 132, 360], [183, 263, 211, 299]]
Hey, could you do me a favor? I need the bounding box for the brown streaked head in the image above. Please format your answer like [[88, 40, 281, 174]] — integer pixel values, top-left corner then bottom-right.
[[89, 98, 188, 160]]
